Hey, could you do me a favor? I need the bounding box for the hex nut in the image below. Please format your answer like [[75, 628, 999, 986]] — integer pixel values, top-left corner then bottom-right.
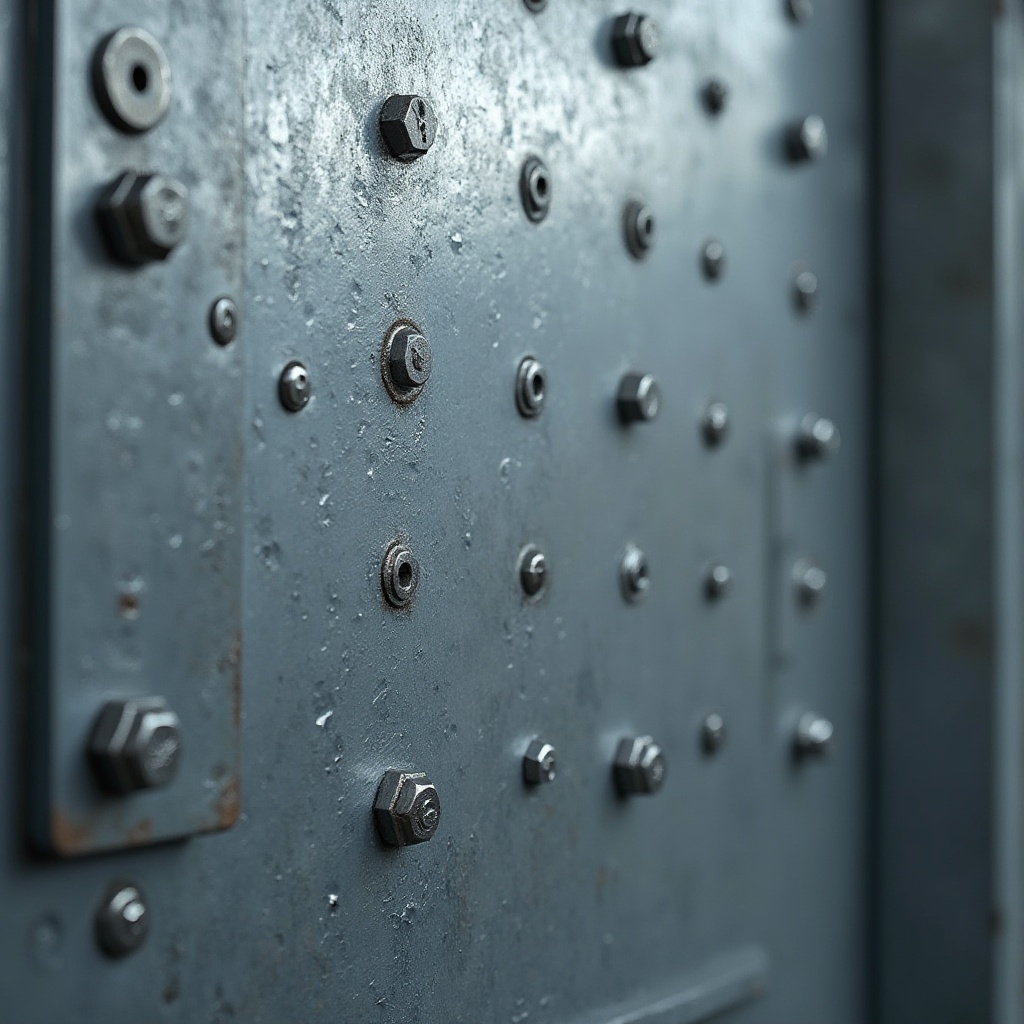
[[795, 413, 841, 461], [523, 739, 557, 785], [520, 156, 552, 223], [613, 735, 666, 795], [209, 296, 238, 346], [617, 372, 660, 423], [611, 13, 661, 67], [278, 360, 311, 412], [786, 115, 828, 162], [92, 27, 171, 134], [96, 170, 189, 265], [382, 323, 431, 404], [95, 883, 149, 958], [373, 770, 441, 846], [88, 698, 182, 795], [620, 543, 650, 603], [381, 541, 419, 608], [702, 401, 730, 446], [518, 544, 548, 598], [516, 356, 547, 417], [623, 200, 655, 259], [379, 94, 437, 161]]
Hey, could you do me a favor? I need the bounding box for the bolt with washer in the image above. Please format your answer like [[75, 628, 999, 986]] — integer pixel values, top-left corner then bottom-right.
[[96, 170, 188, 265], [95, 883, 149, 958], [88, 697, 182, 795], [701, 713, 726, 755], [278, 360, 311, 412], [523, 739, 557, 785], [516, 356, 547, 417], [381, 541, 419, 609], [795, 413, 841, 461], [786, 115, 828, 162], [379, 94, 437, 161], [704, 563, 732, 601], [793, 558, 827, 608], [209, 296, 238, 346], [92, 27, 171, 134], [520, 156, 552, 223], [613, 735, 666, 795], [518, 544, 548, 599], [794, 712, 833, 757], [611, 13, 661, 67], [701, 401, 730, 446], [623, 200, 655, 259], [620, 543, 651, 603], [617, 372, 660, 423], [373, 770, 441, 846], [382, 323, 432, 404]]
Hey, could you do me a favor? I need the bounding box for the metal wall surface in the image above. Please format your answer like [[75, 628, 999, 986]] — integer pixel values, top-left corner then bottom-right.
[[1, 1, 868, 1021]]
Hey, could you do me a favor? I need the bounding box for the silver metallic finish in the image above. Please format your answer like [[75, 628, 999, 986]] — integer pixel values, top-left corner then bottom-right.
[[379, 94, 437, 161], [702, 239, 726, 280], [702, 78, 729, 115], [515, 356, 547, 417], [704, 563, 733, 601], [702, 401, 730, 446], [701, 713, 727, 755], [209, 296, 238, 346], [95, 884, 150, 958], [611, 13, 661, 67], [96, 170, 188, 265], [92, 27, 171, 134], [623, 200, 655, 259], [522, 739, 557, 785], [786, 0, 814, 23], [794, 267, 819, 312], [373, 770, 441, 847], [381, 323, 431, 403], [786, 115, 829, 162], [794, 712, 834, 757], [278, 360, 311, 412], [793, 558, 828, 608], [381, 541, 420, 609], [613, 735, 666, 795], [520, 156, 552, 223], [518, 544, 548, 599], [620, 543, 651, 603], [88, 698, 183, 795], [795, 413, 841, 461], [617, 372, 660, 423]]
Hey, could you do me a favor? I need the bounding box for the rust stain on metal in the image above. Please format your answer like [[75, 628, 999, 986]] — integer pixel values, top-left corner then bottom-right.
[[215, 775, 241, 829], [50, 809, 92, 855], [125, 818, 154, 845]]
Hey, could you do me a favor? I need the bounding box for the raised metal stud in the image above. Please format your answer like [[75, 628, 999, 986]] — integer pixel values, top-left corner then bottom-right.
[[613, 735, 666, 795], [620, 543, 650, 603], [611, 13, 661, 67], [523, 740, 557, 785], [794, 268, 819, 312], [704, 563, 733, 601], [701, 712, 726, 755], [379, 95, 437, 161], [786, 115, 828, 162], [88, 698, 182, 795], [617, 372, 660, 423], [96, 171, 188, 265], [518, 544, 548, 599], [702, 78, 729, 115], [516, 357, 546, 417], [209, 296, 238, 346], [381, 541, 419, 609], [701, 401, 730, 446], [92, 27, 171, 134], [793, 558, 827, 608], [702, 239, 726, 281], [794, 712, 833, 757], [520, 156, 552, 223], [795, 414, 841, 461], [623, 200, 655, 259], [373, 770, 441, 846], [95, 883, 149, 958], [278, 360, 311, 412], [382, 323, 431, 404]]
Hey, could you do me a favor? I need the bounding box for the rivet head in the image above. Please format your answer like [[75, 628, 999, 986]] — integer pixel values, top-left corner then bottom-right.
[[623, 200, 655, 259], [381, 541, 419, 609], [520, 156, 552, 223], [787, 115, 828, 162], [701, 712, 726, 755], [88, 698, 182, 795], [702, 78, 729, 115], [96, 883, 149, 958], [373, 770, 441, 846], [617, 372, 660, 423], [702, 239, 726, 281], [620, 543, 650, 603], [278, 360, 311, 412], [704, 563, 733, 601], [701, 401, 730, 446], [793, 558, 828, 608], [382, 324, 431, 403], [794, 712, 833, 757], [516, 356, 547, 417], [92, 27, 171, 134], [795, 413, 841, 461], [793, 268, 819, 312], [379, 94, 437, 161], [523, 739, 557, 785], [613, 735, 666, 795], [611, 13, 661, 67], [518, 544, 548, 599], [209, 296, 238, 346], [96, 170, 189, 265]]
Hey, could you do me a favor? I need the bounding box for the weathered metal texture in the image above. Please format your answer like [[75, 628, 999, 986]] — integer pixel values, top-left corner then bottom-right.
[[24, 0, 245, 855]]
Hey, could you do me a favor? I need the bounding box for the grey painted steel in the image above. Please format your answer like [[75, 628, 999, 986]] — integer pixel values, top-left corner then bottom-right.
[[0, 0, 868, 1021]]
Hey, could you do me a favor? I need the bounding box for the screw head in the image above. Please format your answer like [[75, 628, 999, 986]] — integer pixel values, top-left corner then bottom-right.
[[381, 541, 420, 609], [786, 0, 814, 23], [620, 543, 651, 603], [623, 200, 655, 259], [794, 712, 833, 757], [523, 739, 557, 785], [613, 735, 666, 795], [701, 712, 726, 755], [88, 698, 182, 795], [793, 558, 828, 608], [611, 13, 661, 67], [520, 156, 552, 223], [702, 78, 729, 115], [97, 170, 189, 265], [787, 115, 828, 162], [704, 563, 733, 601], [701, 401, 730, 446], [209, 296, 238, 346], [92, 27, 171, 134], [278, 360, 311, 412], [373, 770, 441, 846], [379, 94, 437, 161], [795, 413, 841, 461], [617, 372, 660, 423], [518, 544, 548, 599], [793, 268, 819, 313], [701, 239, 726, 281], [516, 356, 547, 417], [95, 883, 149, 957]]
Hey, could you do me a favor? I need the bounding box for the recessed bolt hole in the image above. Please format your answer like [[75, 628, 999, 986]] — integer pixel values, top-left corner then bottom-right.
[[642, 216, 654, 238], [131, 64, 148, 92], [397, 561, 413, 588], [536, 174, 548, 197], [531, 373, 545, 397]]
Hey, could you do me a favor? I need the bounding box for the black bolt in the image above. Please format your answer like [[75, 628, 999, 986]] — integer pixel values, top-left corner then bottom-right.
[[379, 94, 437, 162], [388, 328, 432, 391], [611, 12, 661, 67], [702, 78, 728, 115]]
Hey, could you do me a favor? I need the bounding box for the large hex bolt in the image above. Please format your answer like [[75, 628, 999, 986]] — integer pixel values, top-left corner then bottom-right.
[[623, 200, 655, 259], [617, 371, 660, 423], [786, 115, 828, 162], [96, 170, 188, 265], [381, 541, 420, 608], [520, 156, 553, 223], [611, 13, 661, 67], [92, 27, 171, 134], [613, 735, 666, 795], [795, 413, 841, 461], [382, 323, 432, 404], [88, 697, 182, 795], [373, 770, 441, 847], [523, 739, 557, 785], [379, 94, 437, 161], [95, 882, 149, 958]]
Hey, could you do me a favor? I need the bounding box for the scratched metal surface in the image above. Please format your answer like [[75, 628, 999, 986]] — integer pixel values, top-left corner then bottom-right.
[[0, 0, 867, 1020]]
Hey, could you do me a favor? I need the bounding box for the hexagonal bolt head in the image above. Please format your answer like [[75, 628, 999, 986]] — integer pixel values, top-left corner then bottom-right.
[[379, 94, 437, 161], [381, 541, 420, 608], [617, 372, 660, 423], [793, 268, 819, 313], [278, 360, 311, 412], [381, 322, 431, 404], [623, 200, 655, 259], [701, 401, 730, 446], [92, 27, 172, 134], [795, 413, 841, 461], [373, 770, 441, 847], [620, 542, 650, 603], [702, 78, 729, 116], [786, 115, 828, 162], [613, 735, 666, 795], [88, 697, 182, 795], [96, 170, 188, 265], [520, 156, 552, 223], [95, 883, 149, 958], [794, 712, 833, 757], [518, 544, 548, 598], [611, 13, 661, 67], [701, 713, 726, 755], [704, 563, 733, 601], [516, 356, 547, 417], [523, 739, 557, 785]]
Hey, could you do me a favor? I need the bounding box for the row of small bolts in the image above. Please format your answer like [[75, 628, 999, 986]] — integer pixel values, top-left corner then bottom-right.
[[523, 0, 814, 24]]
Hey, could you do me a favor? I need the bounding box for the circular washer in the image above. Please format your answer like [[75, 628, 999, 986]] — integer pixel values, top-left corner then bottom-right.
[[93, 27, 171, 133]]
